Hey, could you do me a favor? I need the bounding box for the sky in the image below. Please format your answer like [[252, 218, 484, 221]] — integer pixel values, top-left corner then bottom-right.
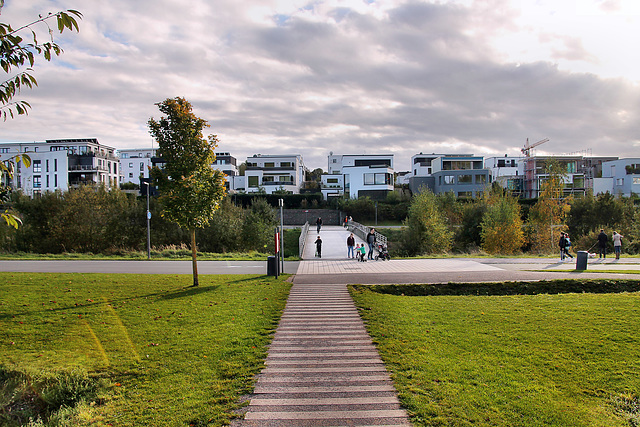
[[1, 0, 639, 171]]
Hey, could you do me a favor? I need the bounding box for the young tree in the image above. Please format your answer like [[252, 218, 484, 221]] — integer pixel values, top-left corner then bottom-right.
[[1, 6, 82, 119], [0, 152, 30, 228], [149, 97, 227, 287], [401, 187, 453, 255], [480, 189, 525, 255], [526, 159, 571, 253]]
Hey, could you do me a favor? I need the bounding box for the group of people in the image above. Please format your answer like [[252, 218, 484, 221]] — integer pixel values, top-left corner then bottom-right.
[[597, 229, 625, 260], [560, 229, 626, 260], [346, 229, 377, 260]]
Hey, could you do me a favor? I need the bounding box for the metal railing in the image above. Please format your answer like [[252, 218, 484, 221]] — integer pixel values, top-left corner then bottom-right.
[[299, 221, 309, 258], [347, 220, 387, 248]]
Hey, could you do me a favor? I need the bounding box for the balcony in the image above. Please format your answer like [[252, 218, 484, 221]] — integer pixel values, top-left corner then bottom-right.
[[246, 165, 295, 171], [69, 165, 108, 172]]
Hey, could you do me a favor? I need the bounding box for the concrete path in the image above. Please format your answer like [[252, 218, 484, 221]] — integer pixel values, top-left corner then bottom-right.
[[235, 282, 410, 426], [303, 226, 367, 260]]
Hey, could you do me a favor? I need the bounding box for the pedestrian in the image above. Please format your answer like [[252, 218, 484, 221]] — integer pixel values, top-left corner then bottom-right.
[[366, 228, 376, 260], [563, 234, 574, 259], [343, 216, 348, 228], [315, 235, 322, 258], [316, 217, 323, 233], [347, 233, 355, 259], [612, 231, 624, 260], [559, 232, 567, 260], [597, 229, 608, 258], [357, 244, 367, 262]]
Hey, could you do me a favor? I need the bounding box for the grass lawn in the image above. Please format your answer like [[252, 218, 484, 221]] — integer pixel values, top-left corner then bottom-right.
[[350, 285, 640, 427], [0, 273, 292, 426]]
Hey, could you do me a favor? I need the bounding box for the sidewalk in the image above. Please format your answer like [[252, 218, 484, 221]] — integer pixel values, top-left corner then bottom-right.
[[302, 225, 368, 260]]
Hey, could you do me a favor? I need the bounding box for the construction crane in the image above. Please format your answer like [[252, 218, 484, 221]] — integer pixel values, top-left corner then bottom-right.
[[521, 138, 549, 157]]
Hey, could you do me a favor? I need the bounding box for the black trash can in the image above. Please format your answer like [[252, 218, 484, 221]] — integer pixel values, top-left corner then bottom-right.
[[267, 256, 278, 276], [576, 251, 588, 271]]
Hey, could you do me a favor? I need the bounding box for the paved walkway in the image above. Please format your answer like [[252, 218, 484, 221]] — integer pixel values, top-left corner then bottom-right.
[[303, 226, 368, 260], [235, 282, 410, 426]]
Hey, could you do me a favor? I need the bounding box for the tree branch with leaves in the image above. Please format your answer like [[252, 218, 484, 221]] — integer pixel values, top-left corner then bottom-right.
[[0, 6, 82, 120]]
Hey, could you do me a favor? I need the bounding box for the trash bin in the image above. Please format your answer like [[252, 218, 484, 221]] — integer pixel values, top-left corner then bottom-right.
[[267, 256, 278, 276], [576, 251, 588, 271]]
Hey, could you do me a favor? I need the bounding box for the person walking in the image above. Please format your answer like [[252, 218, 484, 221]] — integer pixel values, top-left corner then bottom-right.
[[366, 228, 376, 260], [315, 235, 322, 258], [347, 233, 355, 259], [597, 229, 608, 258], [612, 231, 624, 260], [559, 232, 567, 260], [343, 216, 348, 228], [316, 217, 323, 233], [563, 234, 574, 259]]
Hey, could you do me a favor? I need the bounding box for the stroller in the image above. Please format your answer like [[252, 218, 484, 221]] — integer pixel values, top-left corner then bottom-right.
[[375, 243, 390, 261]]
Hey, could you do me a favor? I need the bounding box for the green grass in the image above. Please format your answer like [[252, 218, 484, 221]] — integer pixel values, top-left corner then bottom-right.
[[350, 284, 640, 427], [0, 273, 292, 426], [0, 250, 300, 261]]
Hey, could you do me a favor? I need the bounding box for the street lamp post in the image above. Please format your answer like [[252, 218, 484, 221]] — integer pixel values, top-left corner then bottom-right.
[[143, 181, 151, 260], [279, 198, 284, 273]]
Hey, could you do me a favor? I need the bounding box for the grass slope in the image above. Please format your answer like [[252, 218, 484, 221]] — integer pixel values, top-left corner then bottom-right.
[[0, 273, 291, 426], [350, 285, 640, 427]]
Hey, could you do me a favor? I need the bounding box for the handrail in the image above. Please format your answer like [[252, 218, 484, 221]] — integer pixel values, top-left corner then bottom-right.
[[299, 221, 309, 258], [347, 220, 387, 248]]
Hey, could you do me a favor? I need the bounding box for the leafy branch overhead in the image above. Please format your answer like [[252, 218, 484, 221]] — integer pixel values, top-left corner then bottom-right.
[[0, 8, 82, 120]]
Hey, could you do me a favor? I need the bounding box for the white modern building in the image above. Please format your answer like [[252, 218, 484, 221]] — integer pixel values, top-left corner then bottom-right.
[[213, 152, 245, 193], [595, 158, 640, 197], [244, 154, 305, 194], [321, 153, 394, 200], [484, 155, 524, 194], [0, 138, 119, 196], [118, 148, 156, 185]]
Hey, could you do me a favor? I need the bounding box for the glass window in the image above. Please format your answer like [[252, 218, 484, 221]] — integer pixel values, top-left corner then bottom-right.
[[54, 159, 58, 172], [263, 176, 274, 182], [458, 191, 472, 198], [140, 162, 144, 171], [633, 177, 640, 184], [33, 176, 41, 188], [458, 174, 472, 184], [327, 178, 339, 184], [129, 162, 133, 168], [46, 175, 50, 187], [33, 160, 42, 173], [475, 174, 487, 184], [444, 175, 455, 184], [264, 162, 275, 168], [248, 176, 259, 187], [374, 173, 387, 185], [54, 174, 57, 187], [280, 176, 293, 182], [129, 173, 133, 178], [364, 173, 374, 185], [616, 178, 624, 185]]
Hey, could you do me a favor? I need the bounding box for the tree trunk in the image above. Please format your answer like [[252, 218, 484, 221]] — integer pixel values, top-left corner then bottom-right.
[[190, 228, 199, 287]]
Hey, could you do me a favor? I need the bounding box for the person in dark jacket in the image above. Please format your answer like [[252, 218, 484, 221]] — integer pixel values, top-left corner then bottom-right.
[[597, 229, 608, 258], [316, 217, 323, 233], [315, 235, 322, 258], [347, 233, 355, 259], [366, 228, 376, 260], [559, 232, 567, 260]]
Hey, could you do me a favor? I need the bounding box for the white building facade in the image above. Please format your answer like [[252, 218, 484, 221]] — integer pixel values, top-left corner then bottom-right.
[[118, 148, 156, 185], [484, 155, 524, 194], [244, 154, 305, 194], [321, 154, 394, 200], [1, 139, 119, 196], [596, 158, 640, 197]]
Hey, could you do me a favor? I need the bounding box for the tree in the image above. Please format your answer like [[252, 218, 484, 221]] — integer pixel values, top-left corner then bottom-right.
[[0, 152, 30, 228], [149, 97, 227, 287], [401, 187, 453, 255], [480, 189, 525, 255], [525, 159, 571, 253], [1, 6, 82, 119]]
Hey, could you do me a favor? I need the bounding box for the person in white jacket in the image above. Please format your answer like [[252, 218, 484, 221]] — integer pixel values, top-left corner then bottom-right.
[[612, 231, 624, 260]]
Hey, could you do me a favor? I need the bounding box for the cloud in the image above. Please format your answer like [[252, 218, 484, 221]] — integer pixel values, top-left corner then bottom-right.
[[1, 0, 639, 171]]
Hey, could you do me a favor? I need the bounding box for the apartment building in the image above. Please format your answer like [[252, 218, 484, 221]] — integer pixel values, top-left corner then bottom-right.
[[118, 148, 156, 185], [484, 155, 524, 194], [0, 138, 119, 196], [321, 153, 394, 200], [409, 153, 490, 198], [244, 154, 305, 194], [595, 158, 640, 197]]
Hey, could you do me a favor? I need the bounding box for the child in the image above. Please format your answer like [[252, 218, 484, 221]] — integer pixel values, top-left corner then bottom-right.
[[357, 244, 367, 262]]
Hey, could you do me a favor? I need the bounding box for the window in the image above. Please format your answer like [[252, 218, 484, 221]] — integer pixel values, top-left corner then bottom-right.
[[129, 173, 133, 178], [0, 148, 9, 153], [475, 175, 487, 184], [457, 191, 472, 198], [263, 176, 274, 182], [444, 175, 455, 184], [458, 174, 472, 184], [46, 175, 50, 187], [280, 176, 293, 182], [280, 162, 292, 168], [54, 174, 58, 187], [327, 178, 339, 184], [46, 159, 50, 172], [140, 162, 144, 171], [129, 162, 133, 168], [332, 159, 337, 163], [33, 176, 41, 188], [54, 159, 58, 172], [114, 164, 117, 174], [34, 147, 38, 152], [264, 162, 275, 168], [33, 160, 42, 173], [248, 176, 259, 187], [121, 153, 129, 159], [634, 177, 640, 185], [374, 173, 387, 185], [616, 178, 624, 186], [364, 173, 374, 185]]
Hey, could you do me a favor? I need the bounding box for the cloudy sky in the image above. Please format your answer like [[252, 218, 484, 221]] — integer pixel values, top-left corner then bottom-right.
[[1, 0, 639, 171]]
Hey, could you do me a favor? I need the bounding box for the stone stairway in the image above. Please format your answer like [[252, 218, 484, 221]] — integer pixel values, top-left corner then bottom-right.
[[236, 283, 411, 426]]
